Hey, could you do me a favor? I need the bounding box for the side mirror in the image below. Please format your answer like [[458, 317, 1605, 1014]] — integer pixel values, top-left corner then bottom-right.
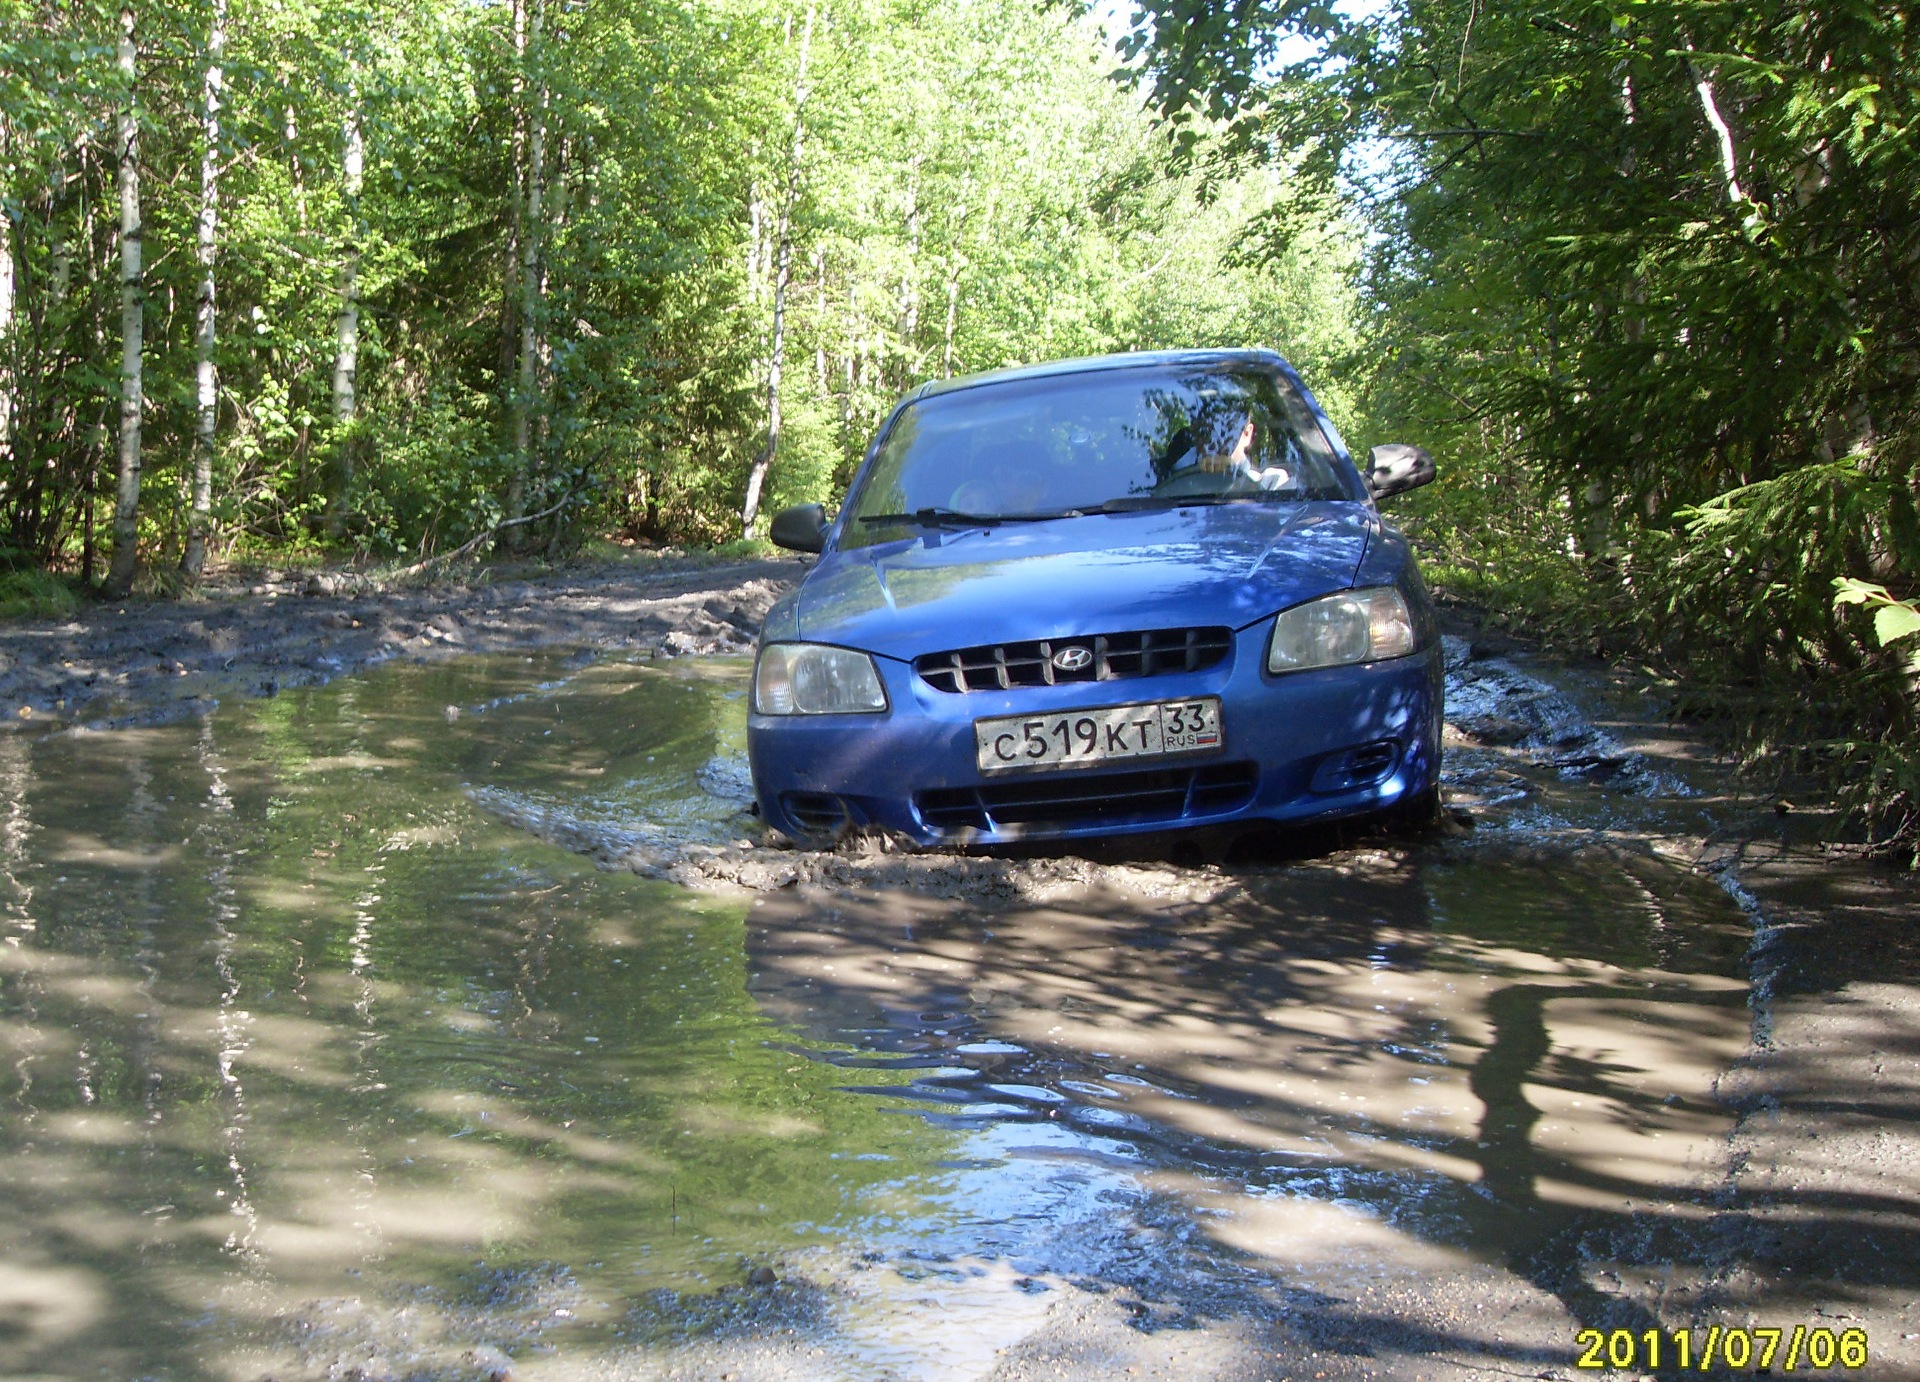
[[768, 502, 828, 554], [1365, 444, 1436, 501]]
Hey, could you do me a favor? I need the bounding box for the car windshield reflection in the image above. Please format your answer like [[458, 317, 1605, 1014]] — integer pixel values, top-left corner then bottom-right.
[[843, 364, 1357, 547]]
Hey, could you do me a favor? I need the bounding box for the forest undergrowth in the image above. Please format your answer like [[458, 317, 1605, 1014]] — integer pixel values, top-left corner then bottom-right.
[[1402, 461, 1919, 867]]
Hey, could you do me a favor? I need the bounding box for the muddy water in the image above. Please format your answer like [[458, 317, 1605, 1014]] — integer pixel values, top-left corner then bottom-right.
[[0, 649, 1776, 1379]]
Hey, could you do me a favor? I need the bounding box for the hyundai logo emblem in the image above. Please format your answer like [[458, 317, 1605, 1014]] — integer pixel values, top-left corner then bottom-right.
[[1051, 646, 1094, 672]]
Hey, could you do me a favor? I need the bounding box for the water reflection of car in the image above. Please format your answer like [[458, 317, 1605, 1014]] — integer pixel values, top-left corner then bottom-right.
[[747, 348, 1442, 848]]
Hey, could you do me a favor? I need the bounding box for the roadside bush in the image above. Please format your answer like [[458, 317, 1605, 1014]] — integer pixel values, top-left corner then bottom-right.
[[0, 569, 85, 622], [1407, 450, 1920, 863]]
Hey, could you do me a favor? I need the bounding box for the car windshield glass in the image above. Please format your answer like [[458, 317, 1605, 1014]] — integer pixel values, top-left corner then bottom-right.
[[841, 363, 1358, 546]]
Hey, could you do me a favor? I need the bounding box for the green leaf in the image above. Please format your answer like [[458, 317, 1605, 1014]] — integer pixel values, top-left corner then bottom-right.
[[1873, 603, 1920, 647], [1833, 576, 1889, 607]]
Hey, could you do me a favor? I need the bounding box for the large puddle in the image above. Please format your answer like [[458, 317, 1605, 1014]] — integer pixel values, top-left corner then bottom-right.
[[0, 649, 1799, 1377]]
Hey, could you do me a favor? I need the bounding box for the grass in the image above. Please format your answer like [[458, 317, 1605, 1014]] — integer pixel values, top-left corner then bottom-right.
[[0, 569, 86, 622]]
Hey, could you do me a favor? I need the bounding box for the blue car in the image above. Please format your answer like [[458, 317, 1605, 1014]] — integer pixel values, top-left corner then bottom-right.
[[748, 348, 1442, 848]]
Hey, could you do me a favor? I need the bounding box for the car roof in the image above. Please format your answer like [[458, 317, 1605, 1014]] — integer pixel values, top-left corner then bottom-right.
[[907, 348, 1294, 402]]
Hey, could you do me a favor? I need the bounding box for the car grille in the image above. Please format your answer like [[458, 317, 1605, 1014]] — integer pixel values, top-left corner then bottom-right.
[[915, 626, 1233, 694], [915, 761, 1258, 835]]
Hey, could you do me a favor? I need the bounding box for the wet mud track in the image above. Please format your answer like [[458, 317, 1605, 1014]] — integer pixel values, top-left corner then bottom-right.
[[0, 630, 1916, 1380]]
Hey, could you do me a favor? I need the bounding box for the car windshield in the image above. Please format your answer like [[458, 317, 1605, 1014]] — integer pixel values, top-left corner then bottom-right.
[[842, 363, 1358, 546]]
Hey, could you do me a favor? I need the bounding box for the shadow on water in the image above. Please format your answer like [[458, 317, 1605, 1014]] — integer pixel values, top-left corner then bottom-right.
[[744, 851, 1763, 1353], [1, 648, 1915, 1379]]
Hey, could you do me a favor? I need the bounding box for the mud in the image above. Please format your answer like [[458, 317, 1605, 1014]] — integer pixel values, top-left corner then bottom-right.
[[0, 551, 805, 730], [3, 562, 1917, 1381]]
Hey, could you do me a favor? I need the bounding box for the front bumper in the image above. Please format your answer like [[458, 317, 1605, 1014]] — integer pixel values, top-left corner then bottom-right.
[[747, 631, 1443, 846]]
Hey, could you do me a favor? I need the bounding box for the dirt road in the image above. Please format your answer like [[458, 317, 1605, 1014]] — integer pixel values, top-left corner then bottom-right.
[[0, 552, 806, 730]]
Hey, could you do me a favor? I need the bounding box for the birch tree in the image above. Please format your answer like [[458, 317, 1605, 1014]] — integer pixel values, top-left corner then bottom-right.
[[326, 74, 363, 541], [0, 0, 1331, 578], [739, 0, 816, 539], [505, 0, 547, 534], [105, 1, 144, 599], [182, 0, 227, 576], [0, 111, 14, 470]]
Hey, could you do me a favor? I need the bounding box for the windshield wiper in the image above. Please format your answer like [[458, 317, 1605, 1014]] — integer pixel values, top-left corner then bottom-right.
[[858, 506, 1061, 528], [859, 495, 1278, 530], [1077, 494, 1275, 514]]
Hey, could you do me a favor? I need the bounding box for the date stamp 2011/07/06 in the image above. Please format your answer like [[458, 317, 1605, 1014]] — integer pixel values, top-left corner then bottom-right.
[[1575, 1325, 1869, 1372]]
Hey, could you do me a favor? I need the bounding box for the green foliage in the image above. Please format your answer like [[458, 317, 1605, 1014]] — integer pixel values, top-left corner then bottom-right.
[[0, 567, 84, 621], [1830, 574, 1920, 860], [1828, 577, 1920, 865], [1, 0, 1349, 567], [1113, 0, 1920, 858], [1395, 462, 1601, 644], [1650, 465, 1914, 676], [1835, 579, 1920, 667]]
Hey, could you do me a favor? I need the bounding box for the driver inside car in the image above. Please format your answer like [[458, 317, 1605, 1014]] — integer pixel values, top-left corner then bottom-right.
[[1194, 401, 1292, 491]]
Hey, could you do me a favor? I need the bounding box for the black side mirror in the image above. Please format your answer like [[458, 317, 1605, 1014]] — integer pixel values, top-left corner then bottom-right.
[[768, 502, 828, 553], [1365, 444, 1437, 501]]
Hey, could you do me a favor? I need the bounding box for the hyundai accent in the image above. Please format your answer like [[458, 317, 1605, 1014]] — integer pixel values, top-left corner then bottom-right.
[[748, 349, 1442, 847]]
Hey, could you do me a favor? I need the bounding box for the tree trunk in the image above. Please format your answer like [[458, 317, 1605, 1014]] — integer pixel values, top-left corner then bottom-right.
[[327, 85, 363, 540], [897, 155, 921, 361], [285, 103, 307, 230], [1681, 35, 1756, 225], [537, 131, 566, 558], [105, 3, 145, 600], [50, 233, 72, 306], [0, 112, 14, 471], [838, 280, 858, 445], [940, 260, 962, 378], [740, 0, 816, 539], [182, 0, 227, 577], [813, 246, 828, 392], [501, 0, 527, 512], [507, 0, 547, 532], [939, 185, 969, 379]]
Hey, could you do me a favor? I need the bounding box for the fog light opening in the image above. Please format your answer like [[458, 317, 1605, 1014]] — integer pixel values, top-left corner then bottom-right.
[[1309, 740, 1402, 794], [780, 791, 852, 835]]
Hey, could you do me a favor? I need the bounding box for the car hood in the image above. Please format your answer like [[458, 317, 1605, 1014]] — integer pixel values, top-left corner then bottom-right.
[[793, 502, 1379, 659]]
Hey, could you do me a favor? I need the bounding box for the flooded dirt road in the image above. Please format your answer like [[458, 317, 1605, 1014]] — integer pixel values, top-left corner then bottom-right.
[[1, 641, 1916, 1380]]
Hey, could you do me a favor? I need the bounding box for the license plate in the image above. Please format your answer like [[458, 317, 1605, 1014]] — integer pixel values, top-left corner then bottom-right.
[[974, 697, 1224, 774]]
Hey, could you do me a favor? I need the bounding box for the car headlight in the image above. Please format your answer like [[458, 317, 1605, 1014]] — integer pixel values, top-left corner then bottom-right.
[[1267, 587, 1418, 673], [753, 643, 889, 714]]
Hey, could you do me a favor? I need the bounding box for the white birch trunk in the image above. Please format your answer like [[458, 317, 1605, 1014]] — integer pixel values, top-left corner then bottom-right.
[[0, 111, 14, 468], [1692, 71, 1745, 205], [740, 0, 816, 538], [939, 185, 969, 379], [1681, 37, 1752, 217], [940, 261, 962, 378], [508, 0, 547, 529], [813, 247, 827, 391], [106, 4, 145, 599], [50, 235, 71, 305], [328, 86, 363, 538], [502, 0, 525, 434], [285, 104, 307, 231], [897, 156, 921, 354], [840, 280, 858, 436], [183, 0, 227, 576]]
